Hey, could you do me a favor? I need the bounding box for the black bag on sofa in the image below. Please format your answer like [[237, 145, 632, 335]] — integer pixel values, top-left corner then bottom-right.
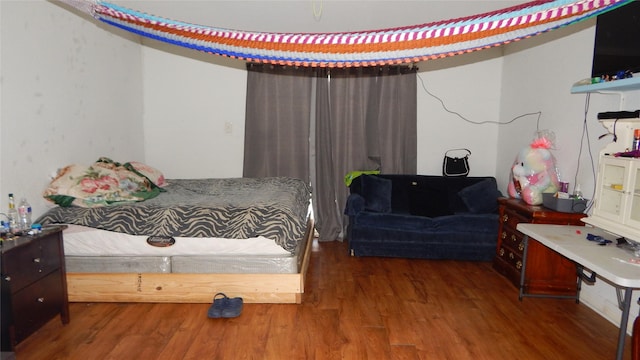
[[443, 148, 471, 177]]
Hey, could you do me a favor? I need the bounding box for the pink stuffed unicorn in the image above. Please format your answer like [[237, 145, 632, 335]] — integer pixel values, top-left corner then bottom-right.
[[507, 135, 561, 205]]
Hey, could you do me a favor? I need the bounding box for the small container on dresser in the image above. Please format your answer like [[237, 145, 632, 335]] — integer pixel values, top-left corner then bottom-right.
[[493, 198, 585, 297], [1, 226, 69, 352]]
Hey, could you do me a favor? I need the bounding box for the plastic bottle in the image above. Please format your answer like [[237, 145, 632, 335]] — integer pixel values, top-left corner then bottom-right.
[[573, 184, 583, 200], [0, 221, 6, 238], [18, 197, 32, 231], [634, 129, 640, 151], [7, 193, 18, 233]]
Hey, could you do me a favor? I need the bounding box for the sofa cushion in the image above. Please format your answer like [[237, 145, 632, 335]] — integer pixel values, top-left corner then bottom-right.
[[411, 186, 452, 217], [361, 175, 392, 213], [457, 178, 499, 213], [409, 180, 452, 218]]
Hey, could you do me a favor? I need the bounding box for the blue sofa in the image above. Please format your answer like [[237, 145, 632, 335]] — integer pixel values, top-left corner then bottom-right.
[[344, 174, 501, 261]]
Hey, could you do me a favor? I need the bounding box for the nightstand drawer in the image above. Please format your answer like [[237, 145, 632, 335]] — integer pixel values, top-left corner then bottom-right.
[[2, 237, 61, 291], [1, 226, 69, 351], [10, 270, 65, 344]]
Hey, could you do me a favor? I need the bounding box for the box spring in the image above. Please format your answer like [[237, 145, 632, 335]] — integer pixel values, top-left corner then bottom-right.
[[66, 242, 306, 274], [65, 219, 314, 304]]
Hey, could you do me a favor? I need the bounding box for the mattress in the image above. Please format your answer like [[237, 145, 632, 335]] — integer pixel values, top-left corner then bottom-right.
[[63, 225, 291, 257], [38, 177, 312, 253], [39, 176, 312, 274], [62, 225, 307, 274]]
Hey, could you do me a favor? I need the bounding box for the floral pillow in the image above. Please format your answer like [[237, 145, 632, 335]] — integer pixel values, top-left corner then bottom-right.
[[44, 158, 165, 207]]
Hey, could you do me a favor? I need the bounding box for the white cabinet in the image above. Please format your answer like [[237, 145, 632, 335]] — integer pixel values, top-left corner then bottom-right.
[[583, 119, 640, 242]]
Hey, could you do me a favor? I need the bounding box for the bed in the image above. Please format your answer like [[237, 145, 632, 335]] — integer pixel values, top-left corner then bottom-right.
[[36, 159, 314, 304]]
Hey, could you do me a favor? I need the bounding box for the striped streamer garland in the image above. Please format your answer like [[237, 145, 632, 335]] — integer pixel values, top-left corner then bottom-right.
[[60, 0, 633, 67]]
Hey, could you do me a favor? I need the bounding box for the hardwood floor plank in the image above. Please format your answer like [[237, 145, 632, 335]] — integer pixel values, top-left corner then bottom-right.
[[389, 345, 419, 360], [12, 239, 633, 359]]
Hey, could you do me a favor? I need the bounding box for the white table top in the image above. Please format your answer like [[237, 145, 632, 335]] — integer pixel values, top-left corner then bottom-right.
[[516, 223, 640, 288]]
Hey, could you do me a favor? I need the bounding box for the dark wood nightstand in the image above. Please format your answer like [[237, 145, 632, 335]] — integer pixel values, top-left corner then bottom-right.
[[493, 198, 585, 297], [1, 226, 69, 352]]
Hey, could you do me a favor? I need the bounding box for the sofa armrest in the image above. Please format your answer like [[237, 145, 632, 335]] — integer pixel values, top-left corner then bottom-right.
[[345, 193, 365, 216]]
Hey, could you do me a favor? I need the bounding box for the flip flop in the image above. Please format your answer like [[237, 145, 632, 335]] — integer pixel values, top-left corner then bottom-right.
[[207, 293, 243, 318]]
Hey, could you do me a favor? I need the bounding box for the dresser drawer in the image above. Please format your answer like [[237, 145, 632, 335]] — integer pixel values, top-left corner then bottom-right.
[[501, 208, 528, 230], [496, 244, 523, 272], [10, 270, 65, 344], [493, 254, 522, 286], [500, 227, 525, 256]]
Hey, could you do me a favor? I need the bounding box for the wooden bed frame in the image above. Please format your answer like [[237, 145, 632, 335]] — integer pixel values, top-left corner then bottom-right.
[[65, 219, 314, 304]]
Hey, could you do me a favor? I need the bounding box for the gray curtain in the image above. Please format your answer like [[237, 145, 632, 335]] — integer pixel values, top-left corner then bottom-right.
[[244, 64, 417, 242], [243, 64, 312, 180]]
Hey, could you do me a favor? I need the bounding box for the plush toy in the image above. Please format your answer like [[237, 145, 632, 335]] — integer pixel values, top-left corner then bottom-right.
[[507, 135, 561, 205]]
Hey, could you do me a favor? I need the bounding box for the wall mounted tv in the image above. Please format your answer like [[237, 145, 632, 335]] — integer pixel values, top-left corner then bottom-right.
[[591, 1, 640, 78]]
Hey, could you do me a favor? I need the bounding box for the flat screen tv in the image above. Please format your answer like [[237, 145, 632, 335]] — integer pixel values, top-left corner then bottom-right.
[[591, 1, 640, 78]]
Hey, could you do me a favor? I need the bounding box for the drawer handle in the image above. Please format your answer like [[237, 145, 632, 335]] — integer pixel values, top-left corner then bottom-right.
[[501, 231, 507, 240], [509, 252, 514, 259], [499, 248, 505, 256], [502, 214, 508, 223], [4, 276, 10, 282], [37, 297, 45, 303], [511, 234, 517, 242], [516, 261, 523, 270], [33, 257, 41, 263], [518, 242, 525, 251]]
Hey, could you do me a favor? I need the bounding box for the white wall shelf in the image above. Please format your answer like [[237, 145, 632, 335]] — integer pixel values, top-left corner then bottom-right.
[[571, 76, 640, 93]]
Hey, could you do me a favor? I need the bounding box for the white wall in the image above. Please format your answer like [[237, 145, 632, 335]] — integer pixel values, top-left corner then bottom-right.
[[499, 18, 640, 335], [0, 0, 145, 218], [416, 49, 502, 178], [499, 19, 616, 200], [141, 41, 504, 179], [141, 42, 247, 179], [0, 1, 3, 203]]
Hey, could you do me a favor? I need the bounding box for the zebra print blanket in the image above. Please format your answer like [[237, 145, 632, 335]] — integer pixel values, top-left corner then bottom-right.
[[37, 177, 311, 253]]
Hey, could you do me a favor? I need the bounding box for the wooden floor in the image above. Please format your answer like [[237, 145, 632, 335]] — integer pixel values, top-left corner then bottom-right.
[[14, 239, 633, 359]]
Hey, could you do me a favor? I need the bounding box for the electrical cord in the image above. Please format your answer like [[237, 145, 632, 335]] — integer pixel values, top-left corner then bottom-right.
[[417, 72, 542, 128], [417, 71, 547, 193], [573, 93, 597, 213]]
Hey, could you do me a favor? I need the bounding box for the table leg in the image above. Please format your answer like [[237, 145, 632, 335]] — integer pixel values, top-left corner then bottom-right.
[[519, 235, 529, 301], [617, 288, 633, 360]]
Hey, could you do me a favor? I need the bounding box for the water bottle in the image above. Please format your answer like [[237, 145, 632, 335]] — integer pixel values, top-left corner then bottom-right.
[[7, 193, 18, 233], [573, 184, 584, 200], [0, 221, 7, 238], [18, 197, 32, 231]]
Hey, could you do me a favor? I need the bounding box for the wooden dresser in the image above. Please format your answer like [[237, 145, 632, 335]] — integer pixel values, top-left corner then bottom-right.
[[1, 226, 69, 352], [493, 198, 585, 297]]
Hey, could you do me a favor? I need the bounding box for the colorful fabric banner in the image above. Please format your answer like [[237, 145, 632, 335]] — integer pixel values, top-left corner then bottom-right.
[[60, 0, 632, 67]]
